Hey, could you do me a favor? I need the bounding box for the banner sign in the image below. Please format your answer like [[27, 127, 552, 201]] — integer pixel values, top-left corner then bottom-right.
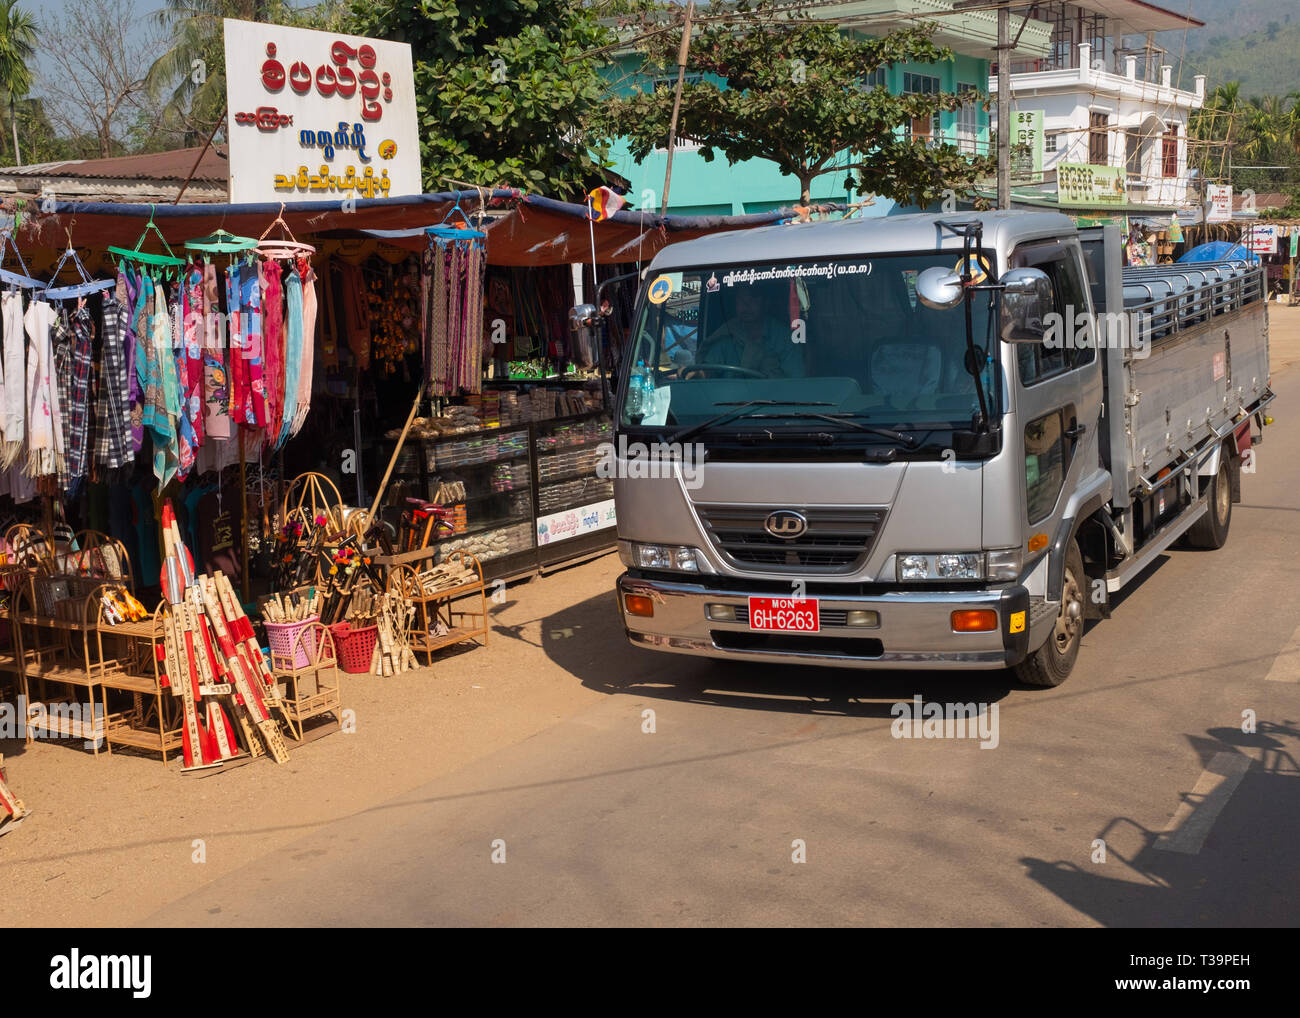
[[223, 18, 421, 204], [1242, 224, 1278, 255], [1205, 184, 1233, 224], [1057, 162, 1127, 207], [536, 500, 617, 546], [1010, 109, 1044, 181]]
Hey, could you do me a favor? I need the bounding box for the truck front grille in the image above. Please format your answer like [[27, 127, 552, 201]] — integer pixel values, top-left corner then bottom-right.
[[693, 504, 886, 574]]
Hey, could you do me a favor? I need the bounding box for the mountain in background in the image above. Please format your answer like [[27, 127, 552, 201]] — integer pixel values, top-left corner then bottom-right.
[[1157, 1, 1300, 96]]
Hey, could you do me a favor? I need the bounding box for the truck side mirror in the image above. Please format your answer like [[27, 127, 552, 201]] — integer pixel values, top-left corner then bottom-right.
[[916, 266, 964, 309], [569, 303, 599, 330], [1000, 267, 1054, 344]]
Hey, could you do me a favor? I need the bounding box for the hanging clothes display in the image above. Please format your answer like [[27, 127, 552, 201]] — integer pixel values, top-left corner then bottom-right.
[[1, 289, 26, 467], [279, 263, 303, 447], [93, 285, 132, 473], [290, 258, 316, 437], [421, 218, 487, 396], [0, 213, 322, 510], [261, 258, 284, 442], [23, 297, 61, 479]]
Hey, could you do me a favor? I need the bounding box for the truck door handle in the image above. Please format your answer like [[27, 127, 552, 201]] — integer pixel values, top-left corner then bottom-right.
[[1064, 423, 1088, 441]]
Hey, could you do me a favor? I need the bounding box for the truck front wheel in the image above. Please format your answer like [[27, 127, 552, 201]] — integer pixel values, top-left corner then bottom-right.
[[1014, 541, 1085, 688]]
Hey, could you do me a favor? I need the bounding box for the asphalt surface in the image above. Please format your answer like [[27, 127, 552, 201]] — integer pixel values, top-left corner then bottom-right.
[[145, 372, 1300, 928]]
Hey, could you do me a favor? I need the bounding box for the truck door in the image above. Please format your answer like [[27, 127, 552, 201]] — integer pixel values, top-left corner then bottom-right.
[[1008, 239, 1104, 563]]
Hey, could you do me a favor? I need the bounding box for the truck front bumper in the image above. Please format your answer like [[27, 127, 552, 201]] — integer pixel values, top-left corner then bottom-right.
[[617, 572, 1031, 670]]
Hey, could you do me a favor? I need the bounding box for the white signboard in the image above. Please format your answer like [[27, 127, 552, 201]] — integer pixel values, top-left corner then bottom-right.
[[1242, 224, 1278, 255], [536, 500, 617, 546], [1205, 184, 1233, 224], [223, 18, 421, 204]]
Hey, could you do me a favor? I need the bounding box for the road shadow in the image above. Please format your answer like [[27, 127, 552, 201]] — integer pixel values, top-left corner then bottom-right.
[[1021, 719, 1300, 927]]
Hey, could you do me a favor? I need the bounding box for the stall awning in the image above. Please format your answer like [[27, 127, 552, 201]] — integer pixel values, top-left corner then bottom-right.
[[12, 190, 827, 268]]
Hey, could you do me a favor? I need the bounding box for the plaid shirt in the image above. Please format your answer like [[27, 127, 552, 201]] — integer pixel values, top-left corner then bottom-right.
[[56, 305, 95, 492], [53, 314, 72, 491], [94, 294, 132, 472]]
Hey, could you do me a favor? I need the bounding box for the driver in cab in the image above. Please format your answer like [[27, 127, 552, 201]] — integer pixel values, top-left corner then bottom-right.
[[692, 286, 804, 377]]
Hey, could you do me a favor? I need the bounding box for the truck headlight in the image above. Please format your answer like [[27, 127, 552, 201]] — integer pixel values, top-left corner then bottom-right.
[[985, 548, 1023, 582], [621, 541, 702, 572], [896, 552, 986, 581]]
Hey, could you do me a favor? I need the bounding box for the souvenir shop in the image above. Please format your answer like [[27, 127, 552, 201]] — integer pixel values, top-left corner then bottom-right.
[[0, 188, 717, 785]]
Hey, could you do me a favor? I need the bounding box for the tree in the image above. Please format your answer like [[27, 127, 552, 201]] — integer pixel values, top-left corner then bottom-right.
[[603, 1, 994, 207], [38, 0, 166, 158], [145, 0, 346, 143], [348, 0, 617, 198], [0, 0, 36, 165]]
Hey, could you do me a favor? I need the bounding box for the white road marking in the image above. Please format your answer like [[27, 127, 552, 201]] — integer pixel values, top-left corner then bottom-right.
[[1264, 620, 1300, 682], [1154, 752, 1252, 855]]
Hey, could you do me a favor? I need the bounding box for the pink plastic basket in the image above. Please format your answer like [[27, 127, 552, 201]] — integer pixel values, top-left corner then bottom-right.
[[265, 616, 322, 670]]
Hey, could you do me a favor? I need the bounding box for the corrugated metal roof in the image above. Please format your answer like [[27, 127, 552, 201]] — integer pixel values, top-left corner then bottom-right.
[[0, 146, 228, 181]]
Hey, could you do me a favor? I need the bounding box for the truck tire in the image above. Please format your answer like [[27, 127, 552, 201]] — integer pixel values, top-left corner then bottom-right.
[[1184, 451, 1232, 550], [1013, 541, 1085, 688]]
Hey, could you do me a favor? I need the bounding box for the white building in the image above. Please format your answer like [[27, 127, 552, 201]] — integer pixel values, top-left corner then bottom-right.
[[989, 0, 1206, 209]]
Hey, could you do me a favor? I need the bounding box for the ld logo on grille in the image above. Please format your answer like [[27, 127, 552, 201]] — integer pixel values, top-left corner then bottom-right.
[[764, 510, 808, 539]]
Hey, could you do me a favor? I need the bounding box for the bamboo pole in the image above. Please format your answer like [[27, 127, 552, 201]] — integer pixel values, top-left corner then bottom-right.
[[363, 384, 424, 532], [239, 428, 250, 603]]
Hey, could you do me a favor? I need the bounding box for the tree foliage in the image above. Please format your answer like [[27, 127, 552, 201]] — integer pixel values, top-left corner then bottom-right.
[[145, 0, 346, 143], [348, 0, 617, 198], [603, 1, 994, 206], [0, 0, 37, 163]]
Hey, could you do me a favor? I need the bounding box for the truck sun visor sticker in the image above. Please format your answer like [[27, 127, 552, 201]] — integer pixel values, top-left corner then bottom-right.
[[648, 275, 674, 304], [720, 262, 873, 286]]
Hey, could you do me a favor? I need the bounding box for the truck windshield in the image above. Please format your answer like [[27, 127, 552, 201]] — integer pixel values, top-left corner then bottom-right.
[[622, 253, 997, 439]]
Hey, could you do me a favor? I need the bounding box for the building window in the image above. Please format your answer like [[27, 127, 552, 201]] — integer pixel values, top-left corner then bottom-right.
[[903, 72, 940, 95], [904, 73, 941, 143], [1088, 111, 1109, 165], [1045, 133, 1058, 153], [956, 82, 978, 152], [1126, 129, 1142, 176], [862, 67, 887, 89], [1162, 123, 1179, 178], [650, 71, 703, 89]]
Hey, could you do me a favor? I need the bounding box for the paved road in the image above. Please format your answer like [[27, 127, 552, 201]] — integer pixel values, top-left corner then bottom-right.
[[147, 373, 1300, 927]]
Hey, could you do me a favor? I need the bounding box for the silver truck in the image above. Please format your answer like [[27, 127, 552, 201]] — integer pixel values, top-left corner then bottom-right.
[[602, 210, 1271, 686]]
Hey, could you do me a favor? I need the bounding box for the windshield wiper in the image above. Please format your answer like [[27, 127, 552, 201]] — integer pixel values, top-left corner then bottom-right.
[[665, 400, 835, 444], [745, 412, 921, 447]]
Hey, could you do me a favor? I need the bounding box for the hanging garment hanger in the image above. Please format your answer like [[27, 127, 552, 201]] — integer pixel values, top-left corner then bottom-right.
[[427, 196, 486, 240], [106, 205, 187, 274], [0, 228, 45, 290], [256, 203, 315, 259], [184, 229, 257, 255], [42, 222, 116, 301]]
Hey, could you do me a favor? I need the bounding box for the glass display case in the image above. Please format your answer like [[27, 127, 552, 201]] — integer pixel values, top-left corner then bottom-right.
[[381, 410, 616, 578]]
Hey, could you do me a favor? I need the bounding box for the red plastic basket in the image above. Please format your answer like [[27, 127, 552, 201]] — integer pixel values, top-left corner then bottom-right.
[[330, 622, 378, 674], [264, 616, 322, 670]]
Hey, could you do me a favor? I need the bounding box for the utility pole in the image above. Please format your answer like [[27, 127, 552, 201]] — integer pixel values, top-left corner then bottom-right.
[[661, 1, 695, 216], [996, 4, 1011, 209]]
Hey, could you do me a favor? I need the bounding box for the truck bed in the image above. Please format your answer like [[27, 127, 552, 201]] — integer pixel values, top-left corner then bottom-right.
[[1111, 259, 1269, 498]]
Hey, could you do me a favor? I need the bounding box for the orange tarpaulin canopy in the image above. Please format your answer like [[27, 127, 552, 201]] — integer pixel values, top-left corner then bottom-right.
[[10, 191, 823, 270]]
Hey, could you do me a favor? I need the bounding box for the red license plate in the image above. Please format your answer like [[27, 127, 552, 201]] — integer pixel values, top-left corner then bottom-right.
[[748, 597, 819, 632]]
